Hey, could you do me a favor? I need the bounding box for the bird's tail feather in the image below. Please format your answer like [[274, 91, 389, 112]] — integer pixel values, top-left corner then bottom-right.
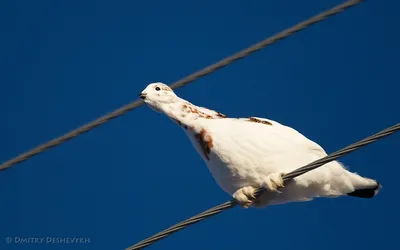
[[347, 183, 381, 198], [346, 173, 381, 198]]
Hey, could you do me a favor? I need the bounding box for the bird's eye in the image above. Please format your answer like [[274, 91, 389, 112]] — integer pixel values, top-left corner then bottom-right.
[[155, 87, 161, 91]]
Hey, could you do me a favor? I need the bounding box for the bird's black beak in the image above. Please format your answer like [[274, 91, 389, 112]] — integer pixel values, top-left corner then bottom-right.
[[139, 93, 147, 99]]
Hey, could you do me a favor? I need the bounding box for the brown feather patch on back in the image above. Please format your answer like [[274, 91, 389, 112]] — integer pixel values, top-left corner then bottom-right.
[[216, 112, 227, 118], [248, 117, 272, 126]]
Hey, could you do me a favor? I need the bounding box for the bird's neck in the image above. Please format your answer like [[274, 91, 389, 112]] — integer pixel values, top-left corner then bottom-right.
[[160, 98, 224, 130]]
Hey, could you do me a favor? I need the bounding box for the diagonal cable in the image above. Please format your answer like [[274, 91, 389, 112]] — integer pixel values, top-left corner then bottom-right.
[[126, 122, 399, 250], [0, 0, 364, 171]]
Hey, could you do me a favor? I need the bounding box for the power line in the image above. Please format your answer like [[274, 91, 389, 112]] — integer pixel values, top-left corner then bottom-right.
[[0, 0, 364, 171], [126, 123, 400, 250]]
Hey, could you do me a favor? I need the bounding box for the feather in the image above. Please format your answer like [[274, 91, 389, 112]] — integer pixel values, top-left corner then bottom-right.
[[140, 82, 381, 208]]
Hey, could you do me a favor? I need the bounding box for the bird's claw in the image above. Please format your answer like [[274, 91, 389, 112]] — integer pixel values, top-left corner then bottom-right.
[[263, 172, 286, 192], [233, 186, 257, 208]]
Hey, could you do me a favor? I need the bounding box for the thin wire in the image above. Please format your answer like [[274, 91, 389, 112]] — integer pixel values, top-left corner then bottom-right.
[[0, 0, 364, 171], [126, 123, 400, 250]]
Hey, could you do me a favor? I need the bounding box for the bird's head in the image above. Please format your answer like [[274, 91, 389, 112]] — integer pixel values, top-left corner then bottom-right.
[[140, 82, 178, 112]]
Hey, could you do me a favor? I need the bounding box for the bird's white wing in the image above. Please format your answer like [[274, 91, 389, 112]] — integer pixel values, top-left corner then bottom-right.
[[199, 117, 329, 177], [239, 117, 328, 158]]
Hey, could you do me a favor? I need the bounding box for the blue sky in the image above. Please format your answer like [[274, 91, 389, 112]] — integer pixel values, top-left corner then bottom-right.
[[0, 0, 399, 249]]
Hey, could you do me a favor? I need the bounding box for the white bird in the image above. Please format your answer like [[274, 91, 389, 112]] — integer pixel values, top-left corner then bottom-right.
[[140, 82, 381, 208]]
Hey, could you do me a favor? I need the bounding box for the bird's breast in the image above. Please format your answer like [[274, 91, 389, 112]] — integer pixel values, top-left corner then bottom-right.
[[184, 121, 275, 194]]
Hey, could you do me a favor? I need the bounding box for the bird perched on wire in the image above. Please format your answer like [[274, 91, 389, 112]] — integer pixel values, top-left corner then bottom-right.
[[140, 82, 381, 208]]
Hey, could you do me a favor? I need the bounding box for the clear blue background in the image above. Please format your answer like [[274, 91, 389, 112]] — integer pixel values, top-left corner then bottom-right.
[[0, 0, 398, 249]]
